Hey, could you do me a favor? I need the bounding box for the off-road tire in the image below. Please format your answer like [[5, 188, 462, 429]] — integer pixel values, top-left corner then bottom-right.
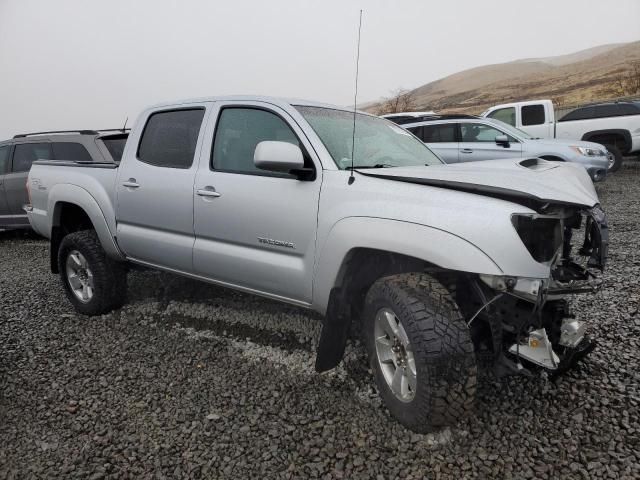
[[605, 144, 623, 173], [364, 272, 477, 432], [58, 229, 127, 316]]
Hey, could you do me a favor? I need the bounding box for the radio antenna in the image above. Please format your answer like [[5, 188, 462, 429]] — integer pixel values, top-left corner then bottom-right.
[[121, 116, 128, 132], [348, 9, 363, 185]]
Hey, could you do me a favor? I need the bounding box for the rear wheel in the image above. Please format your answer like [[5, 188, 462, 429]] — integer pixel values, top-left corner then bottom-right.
[[604, 145, 623, 173], [58, 230, 127, 315], [364, 272, 477, 432]]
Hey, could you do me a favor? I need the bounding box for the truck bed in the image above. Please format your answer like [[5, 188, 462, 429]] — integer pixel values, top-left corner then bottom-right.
[[27, 160, 120, 241]]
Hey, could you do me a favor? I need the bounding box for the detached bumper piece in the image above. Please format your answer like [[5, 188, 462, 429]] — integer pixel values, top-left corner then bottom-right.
[[507, 319, 595, 376], [579, 205, 609, 270]]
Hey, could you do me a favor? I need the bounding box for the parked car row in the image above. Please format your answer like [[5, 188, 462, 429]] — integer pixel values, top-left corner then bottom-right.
[[402, 114, 610, 181], [22, 95, 607, 432], [482, 99, 640, 171], [385, 99, 640, 177]]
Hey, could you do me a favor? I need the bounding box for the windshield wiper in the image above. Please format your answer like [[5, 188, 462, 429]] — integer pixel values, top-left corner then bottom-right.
[[350, 163, 395, 169]]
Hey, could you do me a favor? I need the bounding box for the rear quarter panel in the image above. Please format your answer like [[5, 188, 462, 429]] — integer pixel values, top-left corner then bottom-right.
[[28, 163, 123, 259]]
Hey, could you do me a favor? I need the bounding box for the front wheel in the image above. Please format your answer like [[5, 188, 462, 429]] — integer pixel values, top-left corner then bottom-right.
[[364, 273, 477, 432], [58, 230, 127, 316]]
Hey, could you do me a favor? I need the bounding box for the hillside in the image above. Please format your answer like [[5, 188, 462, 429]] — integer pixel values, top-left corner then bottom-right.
[[365, 41, 640, 114]]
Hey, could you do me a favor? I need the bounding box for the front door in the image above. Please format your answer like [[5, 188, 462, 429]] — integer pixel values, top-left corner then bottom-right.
[[116, 106, 208, 272], [193, 103, 321, 303], [458, 122, 522, 162]]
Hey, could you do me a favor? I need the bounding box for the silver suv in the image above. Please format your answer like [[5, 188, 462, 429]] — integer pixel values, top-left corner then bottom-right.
[[0, 130, 127, 230], [404, 115, 610, 181]]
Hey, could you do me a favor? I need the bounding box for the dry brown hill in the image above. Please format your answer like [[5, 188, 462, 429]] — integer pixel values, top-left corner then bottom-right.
[[365, 41, 640, 114]]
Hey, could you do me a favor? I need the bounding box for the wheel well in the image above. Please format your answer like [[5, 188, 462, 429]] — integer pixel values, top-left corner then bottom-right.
[[50, 202, 95, 273], [315, 248, 482, 372], [582, 131, 630, 155], [334, 248, 467, 323]]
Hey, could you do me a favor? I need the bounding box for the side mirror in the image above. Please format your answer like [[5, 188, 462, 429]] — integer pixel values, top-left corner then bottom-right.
[[254, 140, 304, 173], [495, 134, 510, 147]]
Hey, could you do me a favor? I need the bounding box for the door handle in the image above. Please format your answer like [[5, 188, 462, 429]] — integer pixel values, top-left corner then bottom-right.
[[460, 148, 473, 153], [196, 187, 221, 198], [122, 178, 140, 188]]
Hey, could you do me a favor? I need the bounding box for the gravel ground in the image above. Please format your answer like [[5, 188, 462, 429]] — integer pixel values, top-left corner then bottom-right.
[[1, 161, 639, 479]]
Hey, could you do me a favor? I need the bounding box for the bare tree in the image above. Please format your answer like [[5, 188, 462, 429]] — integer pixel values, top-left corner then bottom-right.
[[375, 88, 418, 115]]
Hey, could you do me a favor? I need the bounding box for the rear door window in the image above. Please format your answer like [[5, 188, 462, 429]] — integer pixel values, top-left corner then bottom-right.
[[137, 109, 205, 168], [521, 104, 546, 126], [52, 142, 93, 162], [12, 143, 53, 172], [422, 124, 457, 142]]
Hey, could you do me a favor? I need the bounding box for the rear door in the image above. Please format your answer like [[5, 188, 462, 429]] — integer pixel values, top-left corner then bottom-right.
[[408, 123, 459, 163], [458, 122, 522, 161], [0, 145, 12, 225], [6, 142, 52, 215], [192, 102, 322, 303], [115, 105, 208, 272]]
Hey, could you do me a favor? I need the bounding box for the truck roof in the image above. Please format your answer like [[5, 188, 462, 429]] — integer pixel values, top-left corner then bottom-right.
[[146, 95, 373, 115]]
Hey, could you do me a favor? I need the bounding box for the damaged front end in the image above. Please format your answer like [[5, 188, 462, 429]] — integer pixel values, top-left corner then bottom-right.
[[467, 204, 608, 377]]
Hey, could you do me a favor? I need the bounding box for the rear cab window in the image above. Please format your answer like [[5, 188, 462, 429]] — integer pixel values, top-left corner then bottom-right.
[[99, 134, 128, 162], [137, 109, 205, 168]]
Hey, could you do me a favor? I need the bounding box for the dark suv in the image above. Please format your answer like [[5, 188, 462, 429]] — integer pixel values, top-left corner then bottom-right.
[[0, 130, 127, 230]]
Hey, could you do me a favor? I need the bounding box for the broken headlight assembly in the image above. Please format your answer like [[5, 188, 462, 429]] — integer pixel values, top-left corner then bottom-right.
[[511, 213, 563, 264], [475, 205, 608, 375]]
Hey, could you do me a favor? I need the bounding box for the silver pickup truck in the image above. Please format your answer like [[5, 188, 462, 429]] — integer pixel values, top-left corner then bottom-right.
[[27, 96, 608, 432]]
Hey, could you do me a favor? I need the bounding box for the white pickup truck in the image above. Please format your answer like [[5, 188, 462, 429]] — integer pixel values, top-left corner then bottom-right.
[[482, 99, 640, 172], [26, 96, 608, 432]]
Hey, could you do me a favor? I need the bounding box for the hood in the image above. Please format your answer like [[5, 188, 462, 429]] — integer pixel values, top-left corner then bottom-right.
[[530, 137, 606, 151], [356, 158, 599, 208]]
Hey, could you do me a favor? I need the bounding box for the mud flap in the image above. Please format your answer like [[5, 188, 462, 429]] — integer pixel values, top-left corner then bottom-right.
[[315, 288, 351, 373]]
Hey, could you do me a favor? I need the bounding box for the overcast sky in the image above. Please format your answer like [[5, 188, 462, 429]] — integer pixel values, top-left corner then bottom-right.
[[0, 0, 639, 139]]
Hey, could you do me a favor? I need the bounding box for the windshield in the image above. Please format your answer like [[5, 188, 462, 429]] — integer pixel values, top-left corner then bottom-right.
[[295, 106, 442, 169], [485, 118, 535, 139]]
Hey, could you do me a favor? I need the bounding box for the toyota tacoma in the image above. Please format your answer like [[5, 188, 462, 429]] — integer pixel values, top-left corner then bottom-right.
[[26, 96, 608, 432]]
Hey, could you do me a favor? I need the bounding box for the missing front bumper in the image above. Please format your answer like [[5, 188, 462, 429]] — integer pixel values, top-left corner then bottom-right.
[[507, 320, 595, 374]]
